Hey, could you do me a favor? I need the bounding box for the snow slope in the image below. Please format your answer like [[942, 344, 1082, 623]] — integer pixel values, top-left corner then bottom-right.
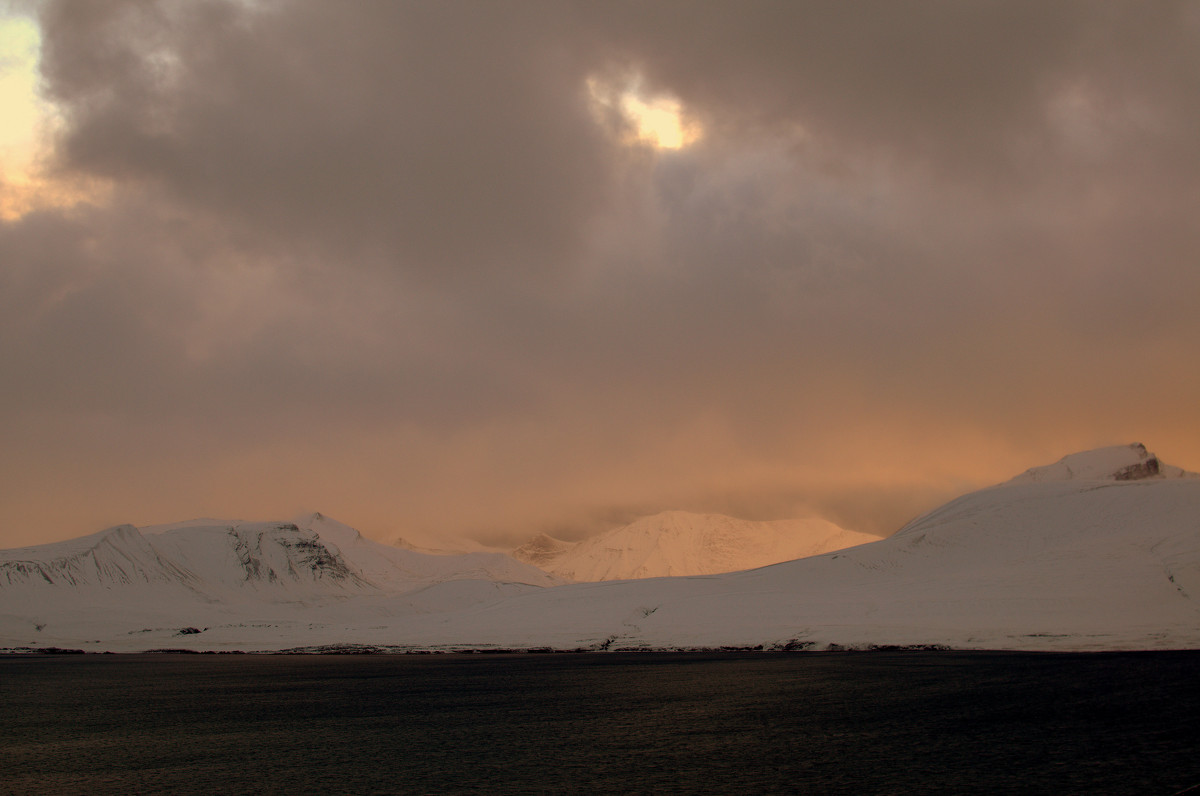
[[520, 511, 879, 581], [3, 444, 1198, 652], [0, 513, 556, 646], [394, 444, 1198, 652]]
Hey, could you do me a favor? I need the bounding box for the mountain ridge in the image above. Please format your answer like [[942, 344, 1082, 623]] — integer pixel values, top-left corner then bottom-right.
[[3, 443, 1197, 652], [519, 510, 879, 581], [1006, 442, 1196, 485]]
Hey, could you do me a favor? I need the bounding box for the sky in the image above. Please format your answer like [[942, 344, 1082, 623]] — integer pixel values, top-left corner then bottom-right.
[[2, 0, 1199, 549]]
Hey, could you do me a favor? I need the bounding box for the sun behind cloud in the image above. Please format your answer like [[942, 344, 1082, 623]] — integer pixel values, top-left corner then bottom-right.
[[0, 11, 105, 218], [0, 15, 42, 146], [587, 74, 701, 150], [0, 15, 45, 182], [619, 91, 699, 149]]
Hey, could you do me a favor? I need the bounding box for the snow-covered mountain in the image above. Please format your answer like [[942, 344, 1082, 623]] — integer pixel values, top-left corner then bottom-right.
[[293, 513, 559, 590], [1006, 441, 1189, 483], [385, 523, 503, 556], [3, 444, 1198, 653], [512, 533, 578, 569], [514, 511, 879, 581], [430, 443, 1199, 652], [0, 513, 557, 644]]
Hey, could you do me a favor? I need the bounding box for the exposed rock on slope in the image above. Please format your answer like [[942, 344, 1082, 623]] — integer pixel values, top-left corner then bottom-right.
[[511, 533, 577, 569], [1008, 442, 1194, 484]]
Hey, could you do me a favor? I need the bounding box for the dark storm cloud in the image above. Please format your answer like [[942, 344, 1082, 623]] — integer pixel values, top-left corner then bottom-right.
[[4, 1, 1200, 545]]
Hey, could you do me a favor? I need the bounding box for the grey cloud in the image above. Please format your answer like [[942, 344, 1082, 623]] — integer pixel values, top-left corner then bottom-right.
[[0, 196, 544, 434], [598, 2, 1200, 188], [39, 0, 617, 282], [3, 1, 1199, 546]]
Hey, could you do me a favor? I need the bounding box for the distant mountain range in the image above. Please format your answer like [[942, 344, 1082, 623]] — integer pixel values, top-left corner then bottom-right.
[[511, 511, 878, 581], [2, 443, 1197, 652]]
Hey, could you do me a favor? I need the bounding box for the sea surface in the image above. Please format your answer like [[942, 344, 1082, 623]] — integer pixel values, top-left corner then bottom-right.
[[2, 650, 1198, 795]]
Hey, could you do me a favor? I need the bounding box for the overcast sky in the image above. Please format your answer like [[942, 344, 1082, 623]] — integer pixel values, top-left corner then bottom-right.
[[2, 1, 1198, 548]]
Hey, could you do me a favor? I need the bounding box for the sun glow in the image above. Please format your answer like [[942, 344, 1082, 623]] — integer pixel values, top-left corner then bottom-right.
[[0, 16, 43, 139], [0, 13, 104, 218], [587, 75, 701, 150], [0, 16, 44, 179], [619, 92, 698, 150]]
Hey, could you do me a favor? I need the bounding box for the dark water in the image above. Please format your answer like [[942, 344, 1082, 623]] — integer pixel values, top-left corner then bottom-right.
[[2, 651, 1199, 795]]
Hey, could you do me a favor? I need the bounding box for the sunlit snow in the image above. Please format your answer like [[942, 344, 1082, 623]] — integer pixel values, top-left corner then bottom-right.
[[2, 444, 1197, 653]]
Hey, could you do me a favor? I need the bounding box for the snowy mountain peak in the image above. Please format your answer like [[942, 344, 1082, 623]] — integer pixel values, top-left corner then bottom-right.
[[294, 512, 364, 546], [525, 510, 879, 582], [0, 523, 192, 590], [511, 533, 576, 568], [1007, 443, 1194, 484]]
